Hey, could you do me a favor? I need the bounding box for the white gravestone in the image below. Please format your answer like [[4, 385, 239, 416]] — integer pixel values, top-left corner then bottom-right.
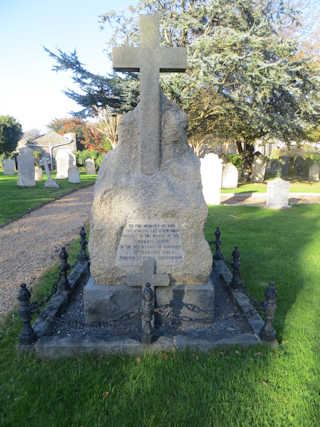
[[309, 162, 320, 181], [85, 15, 213, 326], [34, 166, 43, 181], [200, 153, 223, 205], [3, 158, 16, 175], [17, 147, 35, 187], [266, 178, 290, 209], [84, 158, 96, 174], [55, 150, 76, 179], [222, 163, 238, 189], [251, 157, 267, 182], [68, 166, 81, 183], [40, 158, 59, 188]]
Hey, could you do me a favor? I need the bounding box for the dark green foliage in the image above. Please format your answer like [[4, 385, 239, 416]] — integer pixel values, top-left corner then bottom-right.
[[0, 115, 23, 155]]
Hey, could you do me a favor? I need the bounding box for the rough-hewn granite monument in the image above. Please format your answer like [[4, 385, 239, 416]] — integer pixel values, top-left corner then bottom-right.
[[85, 15, 213, 325]]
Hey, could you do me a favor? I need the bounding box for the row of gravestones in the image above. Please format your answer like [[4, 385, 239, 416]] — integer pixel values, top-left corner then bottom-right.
[[3, 149, 96, 187], [252, 156, 320, 182], [200, 153, 291, 208]]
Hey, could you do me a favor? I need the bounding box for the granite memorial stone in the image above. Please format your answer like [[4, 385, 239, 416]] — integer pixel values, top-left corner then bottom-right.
[[251, 156, 266, 182], [68, 166, 81, 184], [309, 162, 320, 181], [200, 153, 223, 205], [3, 158, 16, 175], [266, 178, 290, 209], [85, 158, 96, 174], [222, 163, 238, 189], [85, 15, 213, 325], [34, 166, 43, 181], [40, 158, 59, 188], [55, 150, 76, 179], [17, 147, 35, 187]]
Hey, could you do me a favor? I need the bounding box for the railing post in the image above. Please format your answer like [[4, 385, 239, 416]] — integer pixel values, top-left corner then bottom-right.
[[79, 226, 89, 262], [18, 283, 37, 345], [260, 282, 277, 343], [141, 282, 154, 344], [58, 247, 70, 293], [230, 246, 243, 289]]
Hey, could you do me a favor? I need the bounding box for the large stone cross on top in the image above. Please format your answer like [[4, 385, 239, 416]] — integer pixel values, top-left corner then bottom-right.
[[112, 15, 187, 175]]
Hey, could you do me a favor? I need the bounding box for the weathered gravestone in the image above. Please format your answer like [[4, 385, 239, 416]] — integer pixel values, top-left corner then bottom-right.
[[68, 166, 81, 184], [34, 166, 43, 181], [40, 158, 59, 188], [222, 163, 238, 189], [84, 158, 96, 174], [294, 156, 306, 179], [55, 149, 76, 179], [266, 178, 290, 209], [309, 162, 320, 181], [251, 156, 267, 182], [200, 153, 223, 205], [85, 15, 213, 325], [3, 158, 16, 175], [17, 147, 35, 187]]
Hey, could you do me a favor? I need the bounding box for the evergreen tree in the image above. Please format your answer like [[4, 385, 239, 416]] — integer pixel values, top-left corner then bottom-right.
[[0, 115, 23, 155], [46, 0, 320, 179]]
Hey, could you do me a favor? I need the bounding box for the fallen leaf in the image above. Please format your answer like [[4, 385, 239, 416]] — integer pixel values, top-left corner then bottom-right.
[[162, 353, 168, 360], [136, 357, 141, 363], [262, 381, 268, 387], [235, 350, 240, 355], [103, 392, 110, 398], [254, 352, 262, 357]]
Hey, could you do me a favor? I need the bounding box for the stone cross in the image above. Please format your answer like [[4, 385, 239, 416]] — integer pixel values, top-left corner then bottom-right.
[[112, 14, 187, 175], [126, 257, 170, 293]]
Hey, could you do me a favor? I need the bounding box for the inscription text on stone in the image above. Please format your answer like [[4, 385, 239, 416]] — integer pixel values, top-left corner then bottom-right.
[[116, 220, 184, 266]]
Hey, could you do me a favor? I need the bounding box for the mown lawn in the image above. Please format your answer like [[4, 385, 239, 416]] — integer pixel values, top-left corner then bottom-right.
[[221, 180, 320, 193], [1, 204, 319, 426], [0, 170, 96, 225]]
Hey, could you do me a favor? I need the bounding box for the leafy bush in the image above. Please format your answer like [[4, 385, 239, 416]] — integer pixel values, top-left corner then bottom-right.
[[225, 153, 242, 170], [75, 149, 104, 171]]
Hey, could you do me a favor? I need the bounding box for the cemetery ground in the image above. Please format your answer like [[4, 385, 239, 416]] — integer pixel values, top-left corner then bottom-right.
[[0, 170, 97, 225], [221, 180, 320, 194], [1, 204, 319, 426]]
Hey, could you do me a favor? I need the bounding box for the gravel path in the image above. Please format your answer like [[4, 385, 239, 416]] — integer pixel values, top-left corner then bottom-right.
[[0, 186, 94, 320]]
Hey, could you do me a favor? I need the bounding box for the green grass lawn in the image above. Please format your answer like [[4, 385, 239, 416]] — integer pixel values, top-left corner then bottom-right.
[[221, 180, 320, 193], [1, 204, 320, 426], [0, 170, 96, 225]]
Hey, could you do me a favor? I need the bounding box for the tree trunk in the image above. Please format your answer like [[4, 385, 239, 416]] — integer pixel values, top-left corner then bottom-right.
[[236, 141, 255, 182]]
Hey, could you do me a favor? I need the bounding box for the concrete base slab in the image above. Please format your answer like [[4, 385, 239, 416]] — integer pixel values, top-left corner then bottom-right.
[[84, 276, 215, 325]]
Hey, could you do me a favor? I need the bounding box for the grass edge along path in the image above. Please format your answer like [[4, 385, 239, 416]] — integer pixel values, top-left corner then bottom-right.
[[221, 180, 320, 194], [0, 171, 96, 225], [1, 204, 320, 426]]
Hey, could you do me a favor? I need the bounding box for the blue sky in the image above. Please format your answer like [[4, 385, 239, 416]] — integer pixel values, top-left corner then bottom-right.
[[0, 0, 136, 133]]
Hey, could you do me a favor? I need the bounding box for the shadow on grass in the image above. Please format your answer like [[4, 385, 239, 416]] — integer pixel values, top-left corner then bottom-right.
[[1, 204, 319, 425]]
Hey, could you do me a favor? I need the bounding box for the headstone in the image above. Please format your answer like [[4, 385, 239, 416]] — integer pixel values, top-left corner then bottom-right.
[[200, 153, 223, 205], [68, 166, 81, 183], [266, 178, 290, 209], [55, 149, 76, 179], [84, 158, 96, 174], [309, 162, 320, 181], [34, 166, 43, 181], [279, 156, 289, 179], [85, 15, 213, 326], [222, 163, 238, 189], [40, 158, 59, 188], [3, 158, 16, 175], [251, 157, 266, 182], [294, 156, 306, 179], [265, 158, 280, 178], [17, 147, 35, 187]]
